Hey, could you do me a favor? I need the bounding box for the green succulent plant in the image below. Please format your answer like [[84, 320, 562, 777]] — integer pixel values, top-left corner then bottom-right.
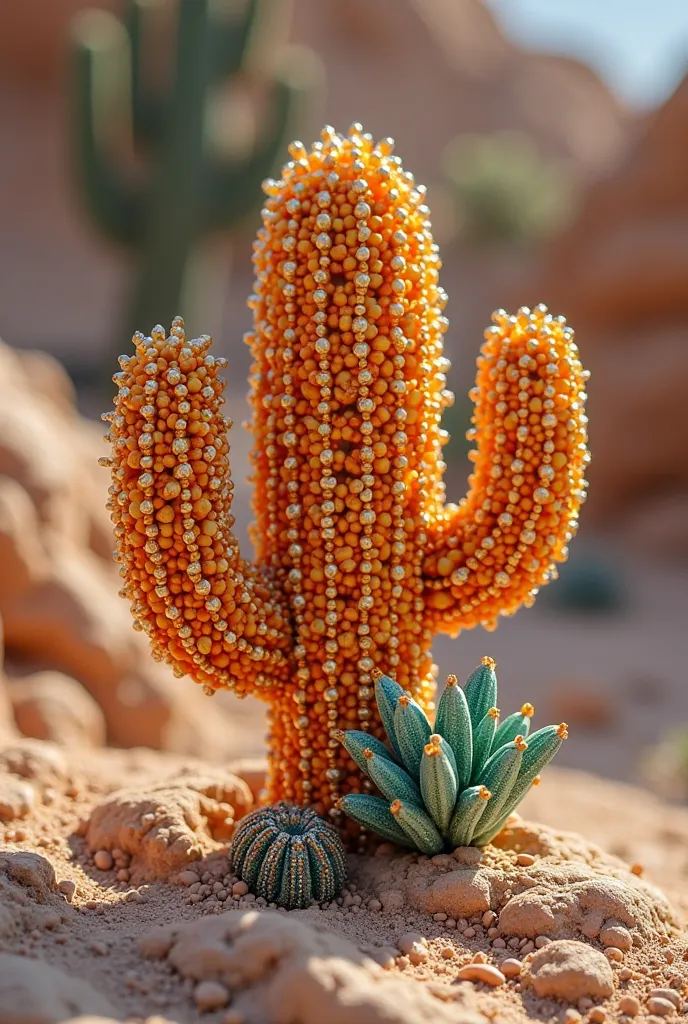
[[338, 658, 568, 853], [230, 802, 347, 910]]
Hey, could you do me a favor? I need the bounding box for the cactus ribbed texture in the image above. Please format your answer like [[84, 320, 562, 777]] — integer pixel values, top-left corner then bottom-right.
[[339, 659, 568, 852], [71, 0, 319, 338], [102, 124, 589, 828], [230, 803, 346, 909]]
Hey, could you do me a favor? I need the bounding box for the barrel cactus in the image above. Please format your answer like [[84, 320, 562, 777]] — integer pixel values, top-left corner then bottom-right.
[[230, 803, 347, 909], [339, 658, 567, 852]]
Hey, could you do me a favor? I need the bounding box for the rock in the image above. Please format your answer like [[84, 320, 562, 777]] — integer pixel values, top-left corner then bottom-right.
[[500, 958, 523, 977], [406, 861, 492, 918], [8, 671, 106, 748], [648, 989, 682, 1010], [599, 923, 633, 951], [457, 963, 506, 987], [646, 997, 677, 1017], [619, 995, 640, 1016], [0, 738, 69, 788], [530, 76, 688, 548], [141, 909, 487, 1024], [0, 849, 57, 900], [0, 953, 116, 1023], [523, 940, 614, 1002], [86, 768, 252, 882], [0, 775, 35, 821], [194, 980, 230, 1011]]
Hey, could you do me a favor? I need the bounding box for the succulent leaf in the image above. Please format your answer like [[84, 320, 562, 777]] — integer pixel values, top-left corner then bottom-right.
[[339, 793, 415, 847], [420, 734, 458, 833], [374, 672, 406, 762], [471, 707, 500, 782], [472, 736, 527, 840], [363, 749, 422, 806], [434, 675, 473, 787], [492, 703, 534, 750], [448, 785, 491, 847], [394, 694, 432, 780], [231, 803, 347, 909], [390, 799, 445, 855], [464, 656, 498, 728], [338, 729, 397, 775]]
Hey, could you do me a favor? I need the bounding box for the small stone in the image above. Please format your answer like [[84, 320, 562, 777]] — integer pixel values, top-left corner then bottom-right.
[[563, 1010, 581, 1024], [589, 1007, 606, 1022], [434, 912, 447, 922], [178, 870, 200, 887], [0, 777, 35, 821], [535, 935, 551, 948], [396, 955, 409, 969], [397, 932, 427, 955], [501, 958, 522, 977], [516, 853, 535, 866], [58, 879, 76, 902], [649, 990, 682, 1010], [93, 850, 113, 871], [194, 980, 230, 1011], [367, 899, 382, 912], [646, 997, 676, 1017], [492, 938, 506, 949], [463, 927, 476, 938], [232, 880, 249, 896], [525, 940, 614, 1002], [445, 918, 457, 930], [117, 869, 129, 882], [521, 940, 535, 954], [619, 968, 634, 982], [482, 911, 497, 928], [604, 948, 624, 963], [599, 924, 633, 951], [440, 946, 455, 959], [619, 995, 640, 1016], [457, 963, 506, 987]]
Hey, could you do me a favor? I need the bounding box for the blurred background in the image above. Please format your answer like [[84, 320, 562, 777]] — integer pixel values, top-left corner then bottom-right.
[[0, 0, 686, 799]]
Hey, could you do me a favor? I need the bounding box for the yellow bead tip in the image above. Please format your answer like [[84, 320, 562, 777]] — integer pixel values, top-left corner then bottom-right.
[[424, 735, 442, 757], [370, 667, 384, 681], [479, 786, 492, 801], [488, 707, 500, 720], [481, 656, 496, 670], [521, 703, 535, 717], [445, 674, 458, 688], [390, 800, 403, 816], [531, 775, 541, 787], [363, 748, 374, 760], [557, 722, 569, 740], [397, 695, 411, 708], [514, 735, 528, 752]]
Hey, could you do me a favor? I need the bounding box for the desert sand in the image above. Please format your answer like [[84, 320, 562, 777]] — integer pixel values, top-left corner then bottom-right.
[[0, 736, 687, 1024]]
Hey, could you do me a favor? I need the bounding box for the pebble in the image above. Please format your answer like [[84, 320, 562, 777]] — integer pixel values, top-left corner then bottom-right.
[[563, 1010, 581, 1024], [463, 927, 476, 938], [604, 948, 624, 963], [194, 980, 230, 1011], [619, 995, 640, 1016], [433, 912, 447, 922], [492, 938, 506, 949], [367, 899, 382, 912], [589, 1008, 606, 1023], [535, 935, 551, 948], [117, 869, 130, 882], [599, 925, 632, 952], [58, 879, 76, 902], [516, 853, 535, 866], [482, 911, 497, 928], [646, 997, 675, 1017], [93, 850, 113, 871], [440, 946, 455, 960], [396, 955, 409, 969], [397, 932, 427, 955], [618, 968, 634, 982], [501, 958, 522, 977], [445, 918, 457, 930], [232, 880, 249, 896], [649, 990, 682, 1010], [178, 870, 200, 887], [457, 963, 506, 987]]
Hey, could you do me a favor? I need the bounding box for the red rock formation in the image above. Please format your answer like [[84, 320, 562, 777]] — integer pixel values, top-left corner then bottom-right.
[[531, 76, 688, 554]]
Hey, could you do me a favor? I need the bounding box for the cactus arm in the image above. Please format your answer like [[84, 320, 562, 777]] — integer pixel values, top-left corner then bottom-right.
[[104, 319, 292, 698], [204, 49, 324, 233], [423, 305, 589, 636], [70, 10, 144, 246]]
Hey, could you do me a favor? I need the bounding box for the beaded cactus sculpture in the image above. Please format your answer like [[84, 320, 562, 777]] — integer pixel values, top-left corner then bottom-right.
[[339, 658, 567, 853], [103, 123, 589, 825], [231, 803, 347, 909]]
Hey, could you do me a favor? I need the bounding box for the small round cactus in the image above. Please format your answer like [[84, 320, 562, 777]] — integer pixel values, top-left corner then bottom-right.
[[338, 658, 568, 853], [230, 803, 347, 910]]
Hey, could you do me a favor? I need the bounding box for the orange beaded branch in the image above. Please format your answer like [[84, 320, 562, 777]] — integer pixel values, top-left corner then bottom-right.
[[102, 123, 589, 822]]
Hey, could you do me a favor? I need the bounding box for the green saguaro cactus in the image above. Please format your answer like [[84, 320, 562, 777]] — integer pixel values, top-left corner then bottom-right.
[[71, 0, 320, 343]]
